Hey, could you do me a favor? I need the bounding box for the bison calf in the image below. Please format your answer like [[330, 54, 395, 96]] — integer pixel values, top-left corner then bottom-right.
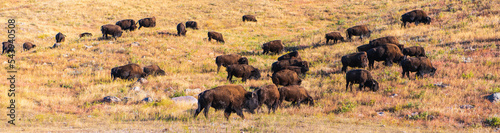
[[55, 32, 66, 43], [23, 42, 36, 51], [226, 64, 261, 82], [101, 24, 123, 40], [278, 85, 314, 107], [138, 17, 156, 29], [177, 23, 187, 36], [346, 25, 371, 41], [403, 46, 426, 57], [401, 10, 431, 28], [400, 56, 436, 79], [143, 65, 166, 76], [272, 69, 302, 87], [345, 69, 379, 92], [242, 15, 257, 22], [185, 21, 199, 30], [341, 52, 369, 72], [262, 40, 284, 55], [208, 31, 225, 43], [2, 42, 14, 54], [254, 84, 280, 113], [215, 54, 248, 73], [325, 32, 345, 44], [116, 19, 137, 31], [111, 63, 148, 81]]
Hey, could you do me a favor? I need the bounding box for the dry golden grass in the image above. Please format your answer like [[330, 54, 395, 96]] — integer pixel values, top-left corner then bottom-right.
[[0, 0, 499, 132]]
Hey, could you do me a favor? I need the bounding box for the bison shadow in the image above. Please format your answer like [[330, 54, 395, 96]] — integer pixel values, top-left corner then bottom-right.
[[437, 38, 500, 47]]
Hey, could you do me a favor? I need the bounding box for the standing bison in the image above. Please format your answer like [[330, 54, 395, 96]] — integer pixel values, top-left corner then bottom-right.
[[143, 65, 166, 76], [402, 46, 426, 57], [185, 21, 199, 30], [2, 42, 14, 54], [208, 31, 225, 43], [116, 19, 137, 31], [242, 15, 257, 22], [272, 69, 302, 87], [215, 54, 248, 73], [177, 23, 187, 36], [137, 17, 156, 29], [226, 64, 261, 82], [111, 63, 148, 81], [23, 42, 36, 51], [366, 43, 405, 69], [325, 32, 345, 44], [346, 25, 371, 41], [194, 84, 259, 120], [262, 40, 284, 55], [345, 69, 379, 92], [254, 84, 280, 113], [341, 52, 369, 72], [101, 24, 123, 40], [55, 32, 66, 43], [278, 85, 314, 107], [401, 10, 431, 28], [277, 51, 300, 61], [400, 56, 436, 79]]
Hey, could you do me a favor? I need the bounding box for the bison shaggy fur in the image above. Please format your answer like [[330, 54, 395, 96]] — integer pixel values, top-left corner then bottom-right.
[[208, 31, 225, 43], [401, 10, 431, 28], [185, 21, 199, 30], [325, 32, 345, 44], [345, 69, 379, 92], [23, 42, 36, 51], [272, 69, 302, 87], [116, 19, 137, 31], [341, 52, 369, 72], [2, 41, 14, 54], [137, 17, 156, 29], [111, 63, 148, 81], [262, 40, 284, 55], [366, 43, 405, 69], [242, 15, 257, 22], [277, 51, 300, 61], [101, 24, 123, 40], [346, 25, 371, 41], [278, 85, 314, 107], [143, 65, 166, 76], [215, 54, 248, 73], [226, 64, 261, 82], [403, 46, 426, 57], [55, 32, 66, 43], [400, 56, 436, 79], [254, 84, 280, 113]]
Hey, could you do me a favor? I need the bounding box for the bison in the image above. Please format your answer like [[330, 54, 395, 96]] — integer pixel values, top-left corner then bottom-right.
[[143, 65, 166, 76], [23, 42, 36, 51], [2, 42, 14, 54], [215, 54, 248, 73], [101, 24, 123, 40], [346, 25, 371, 41], [242, 15, 257, 22], [116, 19, 137, 31], [403, 46, 426, 57], [272, 69, 302, 87], [185, 21, 199, 30], [345, 69, 379, 92], [401, 10, 431, 28], [137, 17, 156, 29], [177, 23, 187, 36], [278, 85, 314, 107], [283, 65, 308, 75], [341, 52, 369, 72], [358, 42, 404, 52], [79, 32, 92, 38], [400, 56, 436, 79], [277, 51, 300, 61], [366, 43, 405, 69], [262, 40, 284, 55], [254, 84, 280, 113], [271, 59, 309, 73], [194, 84, 259, 120], [111, 63, 148, 81], [325, 32, 345, 44], [55, 32, 66, 43], [208, 31, 225, 43], [370, 36, 404, 51], [226, 64, 261, 82]]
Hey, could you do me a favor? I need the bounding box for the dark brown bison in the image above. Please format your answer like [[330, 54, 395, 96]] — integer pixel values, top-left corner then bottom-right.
[[116, 19, 137, 31], [283, 65, 308, 75], [194, 84, 259, 120], [357, 44, 373, 52], [346, 25, 371, 41], [143, 65, 166, 76], [345, 69, 379, 92], [208, 31, 224, 43], [403, 46, 426, 57], [277, 51, 300, 61], [341, 52, 369, 72], [101, 24, 123, 40], [370, 36, 404, 51], [111, 63, 148, 81], [185, 21, 198, 30], [400, 56, 436, 79], [215, 54, 248, 73], [358, 42, 404, 52], [278, 85, 314, 107], [254, 84, 280, 113], [177, 23, 186, 36], [325, 32, 345, 44], [137, 17, 156, 29], [2, 42, 14, 54], [366, 43, 405, 69], [55, 32, 66, 43], [271, 58, 309, 73], [226, 64, 261, 82], [23, 42, 36, 51], [272, 69, 302, 87], [262, 40, 284, 55], [79, 32, 92, 38], [401, 10, 431, 28], [242, 15, 257, 22]]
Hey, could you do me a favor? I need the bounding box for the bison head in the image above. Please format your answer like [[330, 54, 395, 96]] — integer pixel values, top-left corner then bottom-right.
[[32, 45, 36, 48], [306, 96, 314, 106], [366, 79, 379, 92], [430, 67, 437, 77], [156, 70, 166, 76], [115, 31, 123, 37], [250, 69, 261, 80], [423, 17, 431, 25], [238, 57, 249, 65], [299, 61, 309, 72], [360, 53, 369, 68], [244, 92, 259, 114]]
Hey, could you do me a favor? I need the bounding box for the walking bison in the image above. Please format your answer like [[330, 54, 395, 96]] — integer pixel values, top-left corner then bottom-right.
[[366, 43, 405, 69], [242, 15, 257, 22], [23, 42, 36, 51], [254, 84, 280, 113], [325, 32, 344, 44], [272, 69, 302, 87], [278, 85, 314, 107], [400, 56, 436, 79], [341, 52, 369, 72], [226, 64, 261, 82], [185, 21, 199, 30], [215, 54, 248, 73], [116, 19, 137, 31], [401, 10, 431, 28], [346, 25, 371, 41], [137, 17, 156, 29], [2, 41, 14, 54], [262, 40, 284, 55], [101, 24, 123, 40], [111, 63, 148, 81], [208, 31, 225, 43], [345, 69, 379, 92], [143, 65, 166, 76]]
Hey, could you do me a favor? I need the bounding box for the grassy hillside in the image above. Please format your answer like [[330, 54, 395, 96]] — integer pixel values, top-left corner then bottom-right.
[[0, 0, 499, 132]]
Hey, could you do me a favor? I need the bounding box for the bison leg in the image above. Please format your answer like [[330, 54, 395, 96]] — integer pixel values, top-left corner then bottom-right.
[[369, 60, 375, 69], [342, 65, 348, 73], [345, 82, 350, 92], [334, 39, 338, 44], [415, 21, 420, 26], [358, 83, 364, 91], [194, 101, 205, 118], [224, 107, 232, 120], [216, 64, 221, 73], [227, 72, 232, 82], [235, 108, 245, 120], [326, 39, 330, 44], [208, 37, 212, 42]]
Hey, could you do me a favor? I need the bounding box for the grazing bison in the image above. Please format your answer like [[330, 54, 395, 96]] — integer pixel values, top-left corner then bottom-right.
[[177, 23, 187, 36], [262, 40, 284, 55], [345, 69, 379, 92], [2, 42, 14, 54], [226, 64, 261, 82], [242, 15, 257, 22], [341, 52, 369, 72], [325, 32, 345, 44], [370, 36, 404, 51], [272, 69, 302, 87], [79, 32, 93, 38], [254, 84, 280, 113], [208, 31, 225, 43], [277, 51, 300, 61], [357, 44, 373, 52], [116, 19, 137, 31], [271, 59, 309, 73], [55, 32, 66, 43], [401, 10, 431, 28], [101, 24, 123, 40], [111, 63, 148, 81], [403, 46, 426, 57], [358, 42, 404, 52], [23, 42, 36, 51], [366, 44, 405, 69], [143, 65, 166, 76], [137, 17, 156, 29], [215, 54, 248, 73], [194, 84, 259, 120], [185, 21, 198, 30], [400, 56, 436, 79], [346, 25, 371, 41], [278, 85, 314, 107]]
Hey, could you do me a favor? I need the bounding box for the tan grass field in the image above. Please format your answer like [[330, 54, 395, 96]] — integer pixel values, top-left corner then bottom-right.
[[0, 0, 499, 132]]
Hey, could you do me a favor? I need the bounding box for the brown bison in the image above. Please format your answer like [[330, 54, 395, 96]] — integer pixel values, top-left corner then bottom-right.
[[226, 64, 261, 82], [357, 44, 373, 52], [272, 69, 302, 87], [262, 40, 284, 55], [177, 23, 187, 36], [55, 32, 66, 43], [402, 46, 426, 57], [325, 32, 345, 44], [137, 17, 156, 29], [185, 21, 198, 30], [111, 63, 148, 81], [283, 66, 308, 75], [271, 58, 309, 73], [215, 54, 248, 73], [277, 51, 300, 61], [116, 19, 137, 31], [341, 52, 369, 72], [242, 15, 257, 22], [194, 84, 259, 120], [101, 24, 123, 40], [346, 25, 371, 41], [254, 84, 280, 113], [79, 32, 92, 38], [366, 43, 405, 69], [143, 65, 166, 76], [2, 42, 14, 54], [401, 10, 431, 28], [400, 56, 436, 79], [208, 31, 224, 43], [358, 42, 404, 52], [23, 42, 36, 51], [370, 36, 403, 51], [345, 69, 379, 92], [278, 85, 314, 107]]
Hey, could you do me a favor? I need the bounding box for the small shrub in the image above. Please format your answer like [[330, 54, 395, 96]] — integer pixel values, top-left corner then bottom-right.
[[485, 117, 500, 127], [171, 91, 186, 98], [334, 100, 357, 114]]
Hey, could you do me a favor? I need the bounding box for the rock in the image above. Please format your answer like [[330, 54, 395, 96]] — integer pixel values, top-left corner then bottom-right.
[[130, 42, 140, 46], [84, 45, 93, 49], [3, 61, 8, 64], [377, 112, 384, 116], [130, 86, 141, 91], [390, 93, 398, 98], [108, 41, 114, 44], [137, 78, 148, 84], [462, 57, 473, 63], [434, 82, 449, 88], [71, 48, 76, 51], [103, 96, 121, 103], [185, 88, 202, 95], [171, 96, 198, 105], [62, 54, 68, 57], [459, 105, 474, 109], [142, 97, 154, 103], [53, 43, 61, 48], [487, 93, 500, 103]]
